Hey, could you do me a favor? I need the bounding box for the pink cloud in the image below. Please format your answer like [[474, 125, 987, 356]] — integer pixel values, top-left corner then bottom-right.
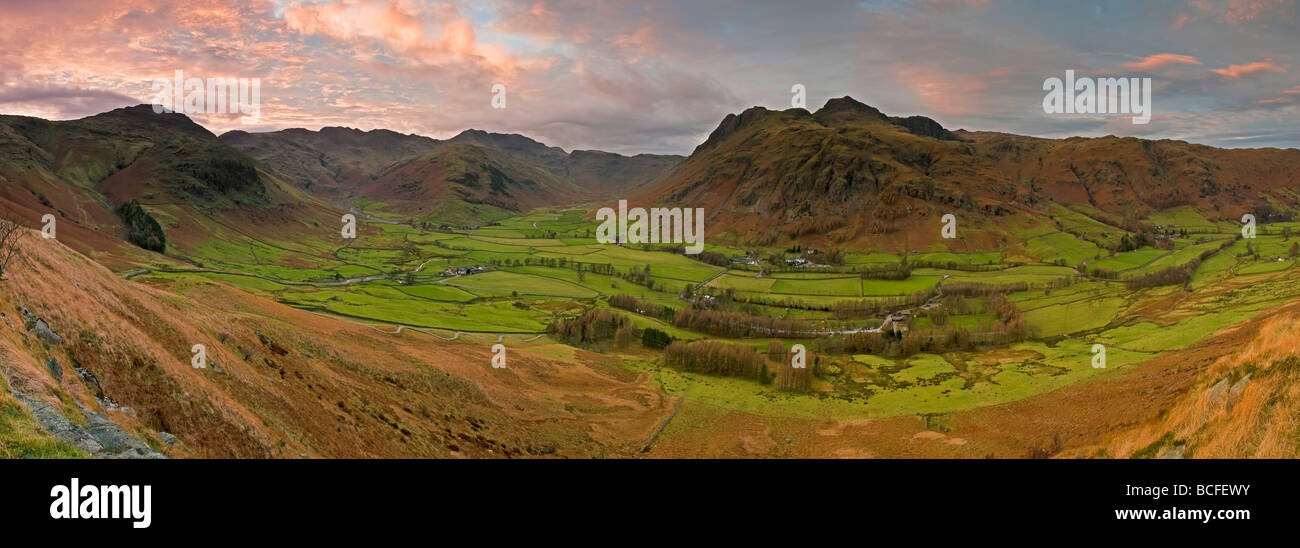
[[894, 66, 989, 117], [282, 0, 515, 72], [1211, 58, 1285, 78], [1123, 53, 1201, 71]]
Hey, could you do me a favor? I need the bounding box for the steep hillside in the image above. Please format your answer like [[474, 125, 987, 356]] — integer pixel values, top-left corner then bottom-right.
[[0, 105, 340, 270], [566, 149, 682, 196], [963, 130, 1300, 223], [0, 228, 671, 457], [223, 126, 682, 220], [445, 129, 682, 196], [220, 126, 438, 195], [1085, 305, 1300, 458], [357, 141, 583, 221], [635, 96, 1300, 251], [635, 97, 1022, 250]]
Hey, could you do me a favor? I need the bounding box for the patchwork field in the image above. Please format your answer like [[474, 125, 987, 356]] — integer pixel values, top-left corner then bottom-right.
[[127, 203, 1300, 458]]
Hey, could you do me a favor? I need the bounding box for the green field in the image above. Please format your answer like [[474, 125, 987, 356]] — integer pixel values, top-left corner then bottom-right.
[[146, 205, 1299, 422]]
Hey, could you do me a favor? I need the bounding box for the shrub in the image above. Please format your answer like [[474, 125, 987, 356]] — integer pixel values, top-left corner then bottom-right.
[[641, 327, 674, 349], [117, 200, 166, 252]]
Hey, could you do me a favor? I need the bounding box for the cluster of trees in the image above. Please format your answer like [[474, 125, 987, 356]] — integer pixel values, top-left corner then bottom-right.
[[906, 260, 1003, 272], [1124, 264, 1194, 289], [941, 294, 975, 314], [483, 256, 676, 290], [942, 278, 1076, 297], [1125, 239, 1233, 290], [182, 153, 260, 195], [986, 293, 1019, 322], [1117, 231, 1154, 252], [686, 250, 729, 266], [839, 293, 1028, 358], [546, 309, 629, 345], [1088, 266, 1119, 279], [614, 324, 638, 349], [820, 248, 846, 266], [831, 290, 936, 319], [663, 340, 765, 379], [765, 341, 813, 390], [774, 360, 812, 391], [641, 327, 674, 349], [857, 263, 912, 280], [735, 293, 834, 311], [487, 256, 623, 278], [117, 200, 166, 252], [672, 307, 814, 338], [608, 294, 676, 321]]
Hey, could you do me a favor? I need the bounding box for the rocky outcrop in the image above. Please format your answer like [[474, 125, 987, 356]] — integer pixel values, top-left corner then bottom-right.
[[44, 357, 61, 382], [889, 115, 965, 142], [74, 367, 103, 395], [13, 392, 166, 459], [20, 307, 62, 345]]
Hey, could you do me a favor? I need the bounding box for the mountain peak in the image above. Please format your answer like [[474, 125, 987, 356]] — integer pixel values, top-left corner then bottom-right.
[[88, 104, 215, 138], [693, 106, 790, 154], [817, 96, 886, 115], [449, 129, 566, 156], [813, 96, 888, 126], [810, 97, 964, 141]]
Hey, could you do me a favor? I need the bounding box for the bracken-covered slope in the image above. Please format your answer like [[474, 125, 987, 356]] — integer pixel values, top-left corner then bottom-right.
[[0, 229, 671, 458], [0, 105, 325, 270], [1083, 304, 1300, 458], [219, 126, 438, 195], [635, 96, 1300, 250]]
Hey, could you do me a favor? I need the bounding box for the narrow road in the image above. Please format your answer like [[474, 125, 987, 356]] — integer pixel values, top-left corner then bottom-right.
[[692, 269, 728, 292], [413, 257, 437, 272]]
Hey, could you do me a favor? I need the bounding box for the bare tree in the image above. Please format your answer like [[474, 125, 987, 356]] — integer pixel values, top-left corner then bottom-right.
[[0, 211, 25, 279]]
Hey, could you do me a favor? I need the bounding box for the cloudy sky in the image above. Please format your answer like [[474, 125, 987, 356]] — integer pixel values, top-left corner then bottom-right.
[[1, 0, 1297, 154]]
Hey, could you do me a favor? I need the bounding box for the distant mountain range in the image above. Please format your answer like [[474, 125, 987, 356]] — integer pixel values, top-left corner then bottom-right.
[[2, 99, 1299, 264], [222, 125, 681, 221], [634, 96, 1300, 250], [0, 105, 681, 262]]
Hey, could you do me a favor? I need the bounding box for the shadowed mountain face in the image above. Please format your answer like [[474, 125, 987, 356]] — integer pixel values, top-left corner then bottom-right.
[[2, 105, 272, 209], [219, 126, 438, 194], [634, 96, 1300, 249], [0, 105, 292, 267], [5, 100, 1300, 262], [0, 105, 681, 267], [222, 126, 683, 220]]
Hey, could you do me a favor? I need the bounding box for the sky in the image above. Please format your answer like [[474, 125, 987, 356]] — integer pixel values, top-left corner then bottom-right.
[[0, 0, 1297, 155]]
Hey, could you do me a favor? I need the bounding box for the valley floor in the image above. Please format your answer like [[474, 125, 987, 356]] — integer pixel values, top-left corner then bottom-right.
[[4, 204, 1299, 458]]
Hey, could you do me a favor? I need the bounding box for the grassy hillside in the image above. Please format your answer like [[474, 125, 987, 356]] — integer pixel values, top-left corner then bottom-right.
[[633, 96, 1300, 255], [0, 228, 671, 457]]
